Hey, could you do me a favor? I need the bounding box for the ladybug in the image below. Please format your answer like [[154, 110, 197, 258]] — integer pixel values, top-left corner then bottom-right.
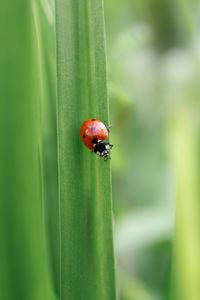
[[80, 118, 113, 161]]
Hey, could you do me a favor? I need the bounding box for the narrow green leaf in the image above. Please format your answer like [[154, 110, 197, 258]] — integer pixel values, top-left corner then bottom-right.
[[169, 108, 200, 300], [0, 1, 52, 299], [55, 0, 116, 299], [32, 0, 60, 297]]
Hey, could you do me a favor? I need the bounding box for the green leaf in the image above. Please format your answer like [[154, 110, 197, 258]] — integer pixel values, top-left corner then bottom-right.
[[0, 1, 53, 299], [55, 0, 116, 299], [32, 0, 60, 296], [169, 109, 200, 300]]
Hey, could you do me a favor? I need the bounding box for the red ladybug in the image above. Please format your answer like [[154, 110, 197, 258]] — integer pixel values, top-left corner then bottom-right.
[[80, 118, 113, 160]]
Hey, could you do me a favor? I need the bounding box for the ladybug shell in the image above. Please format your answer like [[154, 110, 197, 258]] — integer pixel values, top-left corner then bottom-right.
[[80, 119, 108, 150]]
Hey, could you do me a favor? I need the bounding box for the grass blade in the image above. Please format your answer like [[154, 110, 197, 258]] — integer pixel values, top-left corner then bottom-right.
[[32, 0, 60, 297], [0, 1, 52, 299], [55, 0, 116, 299], [169, 109, 200, 300]]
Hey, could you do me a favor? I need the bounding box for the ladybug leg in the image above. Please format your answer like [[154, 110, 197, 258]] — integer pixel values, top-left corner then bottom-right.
[[106, 154, 112, 161], [107, 125, 112, 133], [104, 156, 110, 161], [103, 120, 112, 133], [105, 125, 112, 133]]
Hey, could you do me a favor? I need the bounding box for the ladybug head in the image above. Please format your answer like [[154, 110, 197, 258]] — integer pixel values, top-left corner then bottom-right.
[[92, 138, 113, 161]]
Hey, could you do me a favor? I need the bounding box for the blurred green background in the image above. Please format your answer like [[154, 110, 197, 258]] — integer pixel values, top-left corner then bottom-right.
[[104, 0, 200, 299]]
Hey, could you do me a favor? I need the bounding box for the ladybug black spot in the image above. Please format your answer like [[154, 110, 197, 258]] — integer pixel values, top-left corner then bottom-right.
[[83, 134, 85, 138], [91, 126, 96, 131]]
